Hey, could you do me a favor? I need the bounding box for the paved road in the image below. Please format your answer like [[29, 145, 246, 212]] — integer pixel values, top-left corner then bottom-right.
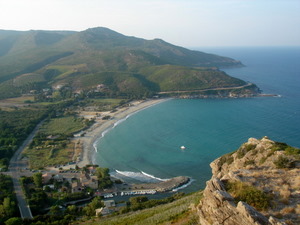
[[8, 119, 45, 219], [158, 83, 254, 94]]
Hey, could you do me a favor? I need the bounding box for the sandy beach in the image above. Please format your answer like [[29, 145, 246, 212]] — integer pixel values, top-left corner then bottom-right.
[[76, 98, 170, 168]]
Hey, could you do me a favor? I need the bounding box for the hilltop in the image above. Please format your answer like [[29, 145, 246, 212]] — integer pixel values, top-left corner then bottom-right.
[[0, 27, 258, 100]]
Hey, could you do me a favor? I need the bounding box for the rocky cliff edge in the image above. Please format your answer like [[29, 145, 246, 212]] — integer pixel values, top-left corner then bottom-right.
[[197, 137, 300, 225]]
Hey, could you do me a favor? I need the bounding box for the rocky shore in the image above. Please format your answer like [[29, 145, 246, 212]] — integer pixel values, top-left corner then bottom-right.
[[130, 176, 190, 193]]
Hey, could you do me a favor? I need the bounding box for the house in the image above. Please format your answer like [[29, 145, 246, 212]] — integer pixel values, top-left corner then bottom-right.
[[47, 135, 60, 140], [87, 176, 98, 189], [95, 200, 116, 216], [42, 173, 53, 184], [53, 174, 64, 182], [80, 173, 98, 189], [53, 84, 64, 90], [72, 181, 83, 193], [87, 166, 97, 174], [95, 207, 111, 216], [103, 200, 116, 208], [43, 184, 55, 190]]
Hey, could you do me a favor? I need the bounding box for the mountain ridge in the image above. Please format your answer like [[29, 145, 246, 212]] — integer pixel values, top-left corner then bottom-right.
[[0, 27, 256, 100]]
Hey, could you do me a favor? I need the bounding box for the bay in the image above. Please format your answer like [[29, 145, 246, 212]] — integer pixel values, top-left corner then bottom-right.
[[95, 47, 300, 192]]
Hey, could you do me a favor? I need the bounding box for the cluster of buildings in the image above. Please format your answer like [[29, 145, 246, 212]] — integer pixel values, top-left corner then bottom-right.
[[42, 167, 99, 193]]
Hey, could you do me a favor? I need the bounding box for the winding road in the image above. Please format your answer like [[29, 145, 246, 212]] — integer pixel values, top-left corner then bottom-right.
[[158, 83, 254, 94], [7, 119, 45, 219]]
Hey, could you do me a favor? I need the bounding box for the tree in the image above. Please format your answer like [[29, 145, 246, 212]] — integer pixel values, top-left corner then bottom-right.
[[95, 167, 113, 189], [129, 196, 149, 211], [33, 172, 43, 188], [4, 217, 22, 225], [49, 205, 60, 216], [129, 196, 148, 205], [83, 197, 103, 217], [44, 185, 51, 192], [95, 167, 109, 179], [0, 204, 5, 220], [3, 197, 16, 218], [65, 205, 77, 216], [52, 91, 62, 100]]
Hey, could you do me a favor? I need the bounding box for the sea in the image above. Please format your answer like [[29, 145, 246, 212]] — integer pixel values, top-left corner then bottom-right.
[[93, 46, 300, 193]]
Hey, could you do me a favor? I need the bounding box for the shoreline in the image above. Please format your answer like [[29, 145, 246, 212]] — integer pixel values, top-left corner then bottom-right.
[[76, 98, 171, 168]]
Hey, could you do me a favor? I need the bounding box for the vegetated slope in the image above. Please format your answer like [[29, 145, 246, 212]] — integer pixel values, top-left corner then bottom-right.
[[140, 65, 246, 91], [78, 191, 202, 225], [0, 27, 249, 99]]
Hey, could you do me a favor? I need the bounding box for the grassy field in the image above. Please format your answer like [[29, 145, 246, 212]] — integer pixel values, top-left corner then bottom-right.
[[24, 141, 75, 169], [13, 73, 46, 87], [84, 98, 126, 111], [47, 64, 87, 80], [24, 116, 88, 169], [41, 116, 87, 135], [78, 191, 203, 225], [0, 95, 34, 104]]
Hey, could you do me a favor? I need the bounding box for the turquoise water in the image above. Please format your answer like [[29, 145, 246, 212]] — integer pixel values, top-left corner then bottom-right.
[[94, 47, 300, 192]]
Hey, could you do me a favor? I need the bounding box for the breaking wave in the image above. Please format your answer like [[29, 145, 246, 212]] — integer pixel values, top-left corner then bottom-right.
[[93, 128, 112, 153], [93, 99, 170, 155], [114, 170, 169, 183], [141, 171, 170, 182], [172, 178, 195, 192], [93, 105, 153, 153]]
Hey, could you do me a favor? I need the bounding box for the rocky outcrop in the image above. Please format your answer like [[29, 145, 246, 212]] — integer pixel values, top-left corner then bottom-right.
[[198, 179, 283, 225], [197, 137, 300, 225]]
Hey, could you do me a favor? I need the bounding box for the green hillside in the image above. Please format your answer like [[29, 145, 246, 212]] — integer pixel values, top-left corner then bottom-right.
[[80, 191, 202, 225], [140, 65, 246, 91], [0, 27, 253, 100]]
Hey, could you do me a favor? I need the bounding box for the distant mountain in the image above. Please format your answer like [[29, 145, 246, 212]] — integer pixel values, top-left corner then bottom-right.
[[0, 27, 254, 99]]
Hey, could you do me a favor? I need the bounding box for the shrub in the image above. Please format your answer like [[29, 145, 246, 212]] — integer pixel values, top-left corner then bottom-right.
[[102, 115, 111, 120], [237, 144, 256, 159], [226, 156, 234, 165], [273, 156, 294, 169], [225, 181, 272, 211], [271, 142, 288, 152], [251, 149, 258, 156], [271, 142, 300, 156], [267, 151, 274, 157], [219, 153, 234, 167], [244, 160, 255, 166], [259, 156, 267, 165], [285, 146, 300, 155]]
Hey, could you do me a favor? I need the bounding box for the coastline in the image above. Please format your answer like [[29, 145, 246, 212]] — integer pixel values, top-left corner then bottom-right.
[[76, 98, 171, 168]]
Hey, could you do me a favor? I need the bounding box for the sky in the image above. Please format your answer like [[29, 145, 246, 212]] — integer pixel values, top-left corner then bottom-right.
[[0, 0, 299, 47]]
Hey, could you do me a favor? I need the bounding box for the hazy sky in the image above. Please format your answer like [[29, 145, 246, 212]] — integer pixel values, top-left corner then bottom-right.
[[0, 0, 299, 47]]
